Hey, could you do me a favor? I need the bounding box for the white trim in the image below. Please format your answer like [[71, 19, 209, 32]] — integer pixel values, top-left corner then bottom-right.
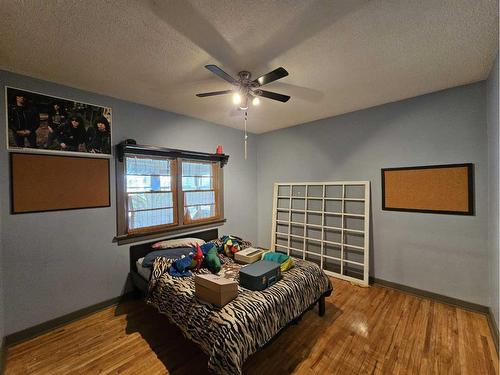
[[7, 147, 111, 159], [5, 85, 113, 158], [363, 179, 371, 283], [270, 183, 279, 251], [273, 181, 368, 186]]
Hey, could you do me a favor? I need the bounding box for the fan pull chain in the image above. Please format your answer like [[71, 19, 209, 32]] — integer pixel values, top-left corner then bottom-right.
[[244, 111, 248, 160]]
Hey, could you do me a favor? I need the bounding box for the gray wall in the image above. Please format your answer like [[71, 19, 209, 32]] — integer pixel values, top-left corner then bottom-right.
[[487, 53, 499, 328], [256, 82, 489, 306], [0, 67, 495, 336], [0, 70, 258, 335]]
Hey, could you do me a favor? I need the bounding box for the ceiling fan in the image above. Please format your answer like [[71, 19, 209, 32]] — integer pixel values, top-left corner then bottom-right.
[[196, 65, 290, 110]]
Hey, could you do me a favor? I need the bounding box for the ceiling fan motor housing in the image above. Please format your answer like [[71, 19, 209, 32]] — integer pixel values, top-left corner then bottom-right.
[[238, 70, 252, 81]]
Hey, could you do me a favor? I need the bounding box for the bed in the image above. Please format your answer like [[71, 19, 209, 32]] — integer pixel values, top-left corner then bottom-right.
[[129, 229, 332, 375]]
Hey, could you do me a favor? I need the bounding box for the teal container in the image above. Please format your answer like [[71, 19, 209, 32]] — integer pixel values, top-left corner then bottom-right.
[[239, 260, 281, 291]]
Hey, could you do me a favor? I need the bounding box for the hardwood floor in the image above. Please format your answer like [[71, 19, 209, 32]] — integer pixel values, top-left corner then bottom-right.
[[5, 279, 499, 374]]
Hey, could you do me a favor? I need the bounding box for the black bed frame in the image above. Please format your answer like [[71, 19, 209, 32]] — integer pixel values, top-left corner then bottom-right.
[[129, 228, 329, 316], [129, 228, 220, 294]]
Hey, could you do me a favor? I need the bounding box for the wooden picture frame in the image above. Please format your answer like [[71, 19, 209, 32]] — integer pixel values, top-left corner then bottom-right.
[[381, 163, 474, 215], [10, 152, 110, 214]]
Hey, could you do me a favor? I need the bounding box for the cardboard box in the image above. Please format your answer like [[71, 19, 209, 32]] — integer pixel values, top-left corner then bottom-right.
[[195, 274, 238, 307], [234, 247, 264, 264]]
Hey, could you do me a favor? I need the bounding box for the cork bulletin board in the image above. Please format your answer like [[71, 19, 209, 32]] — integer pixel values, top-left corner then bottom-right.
[[10, 153, 110, 214], [381, 163, 474, 215]]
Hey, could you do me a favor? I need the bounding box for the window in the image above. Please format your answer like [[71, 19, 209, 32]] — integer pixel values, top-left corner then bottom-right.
[[182, 161, 219, 224], [125, 155, 177, 233], [116, 143, 227, 243]]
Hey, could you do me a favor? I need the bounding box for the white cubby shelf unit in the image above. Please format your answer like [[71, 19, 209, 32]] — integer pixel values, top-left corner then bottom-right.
[[270, 181, 370, 286]]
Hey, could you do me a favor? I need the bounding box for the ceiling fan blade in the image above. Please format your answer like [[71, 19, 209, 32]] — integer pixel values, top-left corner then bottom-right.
[[253, 67, 289, 86], [205, 65, 238, 85], [196, 90, 233, 97], [258, 90, 291, 103]]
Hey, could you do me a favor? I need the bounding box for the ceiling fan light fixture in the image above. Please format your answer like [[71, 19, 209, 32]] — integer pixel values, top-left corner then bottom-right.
[[197, 64, 291, 160], [232, 92, 241, 105]]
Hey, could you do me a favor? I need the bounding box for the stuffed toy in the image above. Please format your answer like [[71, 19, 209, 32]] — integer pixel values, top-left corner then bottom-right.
[[192, 244, 204, 271], [188, 258, 198, 269], [200, 242, 216, 255], [204, 246, 221, 274], [169, 255, 194, 277], [223, 238, 239, 257], [219, 235, 250, 257]]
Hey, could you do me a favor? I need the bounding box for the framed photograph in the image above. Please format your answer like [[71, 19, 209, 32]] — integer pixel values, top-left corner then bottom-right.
[[5, 86, 112, 157], [381, 163, 474, 215]]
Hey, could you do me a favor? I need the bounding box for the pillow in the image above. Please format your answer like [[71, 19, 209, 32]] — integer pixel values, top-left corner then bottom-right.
[[142, 247, 193, 268], [151, 237, 205, 250]]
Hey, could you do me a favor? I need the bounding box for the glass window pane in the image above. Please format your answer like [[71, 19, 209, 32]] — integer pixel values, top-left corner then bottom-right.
[[184, 204, 215, 221], [184, 191, 215, 206], [127, 175, 149, 192], [128, 192, 173, 211], [126, 156, 171, 176], [159, 176, 172, 190], [182, 176, 212, 191], [129, 208, 174, 230], [182, 162, 212, 177], [126, 175, 171, 193]]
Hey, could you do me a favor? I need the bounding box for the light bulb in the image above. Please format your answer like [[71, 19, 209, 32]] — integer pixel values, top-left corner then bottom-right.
[[232, 93, 241, 105], [252, 97, 260, 106]]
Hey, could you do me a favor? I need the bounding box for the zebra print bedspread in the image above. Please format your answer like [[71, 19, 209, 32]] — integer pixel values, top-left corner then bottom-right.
[[146, 256, 332, 375]]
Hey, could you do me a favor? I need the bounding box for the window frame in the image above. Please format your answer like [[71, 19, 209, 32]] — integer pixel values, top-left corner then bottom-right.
[[124, 154, 179, 235], [181, 159, 220, 225], [115, 142, 228, 244]]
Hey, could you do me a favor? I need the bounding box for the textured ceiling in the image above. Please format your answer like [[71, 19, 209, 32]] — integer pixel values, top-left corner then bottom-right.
[[0, 0, 498, 133]]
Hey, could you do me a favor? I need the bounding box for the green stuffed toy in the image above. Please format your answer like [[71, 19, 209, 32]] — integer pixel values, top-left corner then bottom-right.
[[204, 245, 221, 274]]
